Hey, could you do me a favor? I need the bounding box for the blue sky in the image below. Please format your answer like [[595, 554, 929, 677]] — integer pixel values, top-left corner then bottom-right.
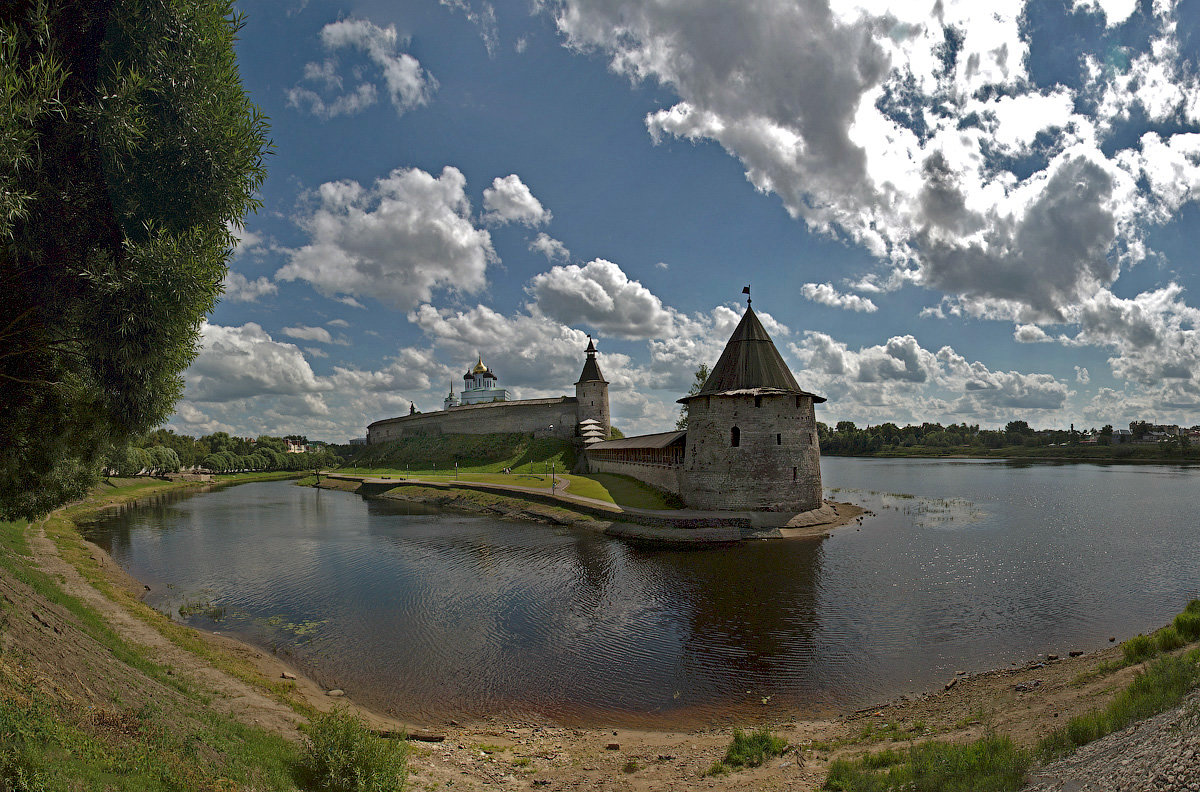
[[175, 0, 1200, 442]]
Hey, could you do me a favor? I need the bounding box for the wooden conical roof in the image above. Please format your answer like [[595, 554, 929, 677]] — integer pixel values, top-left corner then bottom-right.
[[679, 305, 825, 403]]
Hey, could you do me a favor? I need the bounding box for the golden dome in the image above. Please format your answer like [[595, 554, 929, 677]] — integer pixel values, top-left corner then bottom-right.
[[472, 356, 488, 374]]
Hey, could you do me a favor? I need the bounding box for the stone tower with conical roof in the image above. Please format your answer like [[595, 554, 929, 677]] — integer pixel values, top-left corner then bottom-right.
[[575, 336, 610, 438], [677, 303, 826, 511]]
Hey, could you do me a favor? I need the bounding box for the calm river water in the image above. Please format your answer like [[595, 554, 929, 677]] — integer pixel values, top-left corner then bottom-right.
[[84, 458, 1200, 727]]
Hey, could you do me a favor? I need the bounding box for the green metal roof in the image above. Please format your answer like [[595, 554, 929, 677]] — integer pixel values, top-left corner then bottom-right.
[[679, 306, 825, 403]]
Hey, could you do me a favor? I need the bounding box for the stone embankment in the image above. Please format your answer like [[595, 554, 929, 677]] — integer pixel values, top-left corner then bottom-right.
[[1024, 688, 1200, 792], [320, 473, 866, 541]]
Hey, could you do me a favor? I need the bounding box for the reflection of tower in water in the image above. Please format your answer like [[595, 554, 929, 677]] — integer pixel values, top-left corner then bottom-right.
[[624, 536, 829, 713]]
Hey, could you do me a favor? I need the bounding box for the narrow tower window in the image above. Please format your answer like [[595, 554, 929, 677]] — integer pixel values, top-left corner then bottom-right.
[[796, 396, 802, 408], [754, 395, 762, 408], [731, 426, 740, 447], [793, 467, 797, 481], [777, 433, 782, 445]]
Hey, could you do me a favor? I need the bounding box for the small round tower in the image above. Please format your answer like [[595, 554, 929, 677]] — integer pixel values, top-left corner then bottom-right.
[[575, 337, 610, 438], [678, 303, 825, 512]]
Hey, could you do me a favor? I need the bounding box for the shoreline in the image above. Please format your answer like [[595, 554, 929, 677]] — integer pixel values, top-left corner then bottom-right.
[[29, 475, 1199, 790], [823, 450, 1200, 465], [317, 473, 868, 541]]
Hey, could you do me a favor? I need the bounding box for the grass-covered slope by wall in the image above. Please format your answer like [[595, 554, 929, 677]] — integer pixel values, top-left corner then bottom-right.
[[345, 433, 575, 474]]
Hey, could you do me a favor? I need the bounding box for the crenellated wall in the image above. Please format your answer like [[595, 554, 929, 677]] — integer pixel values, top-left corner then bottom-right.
[[367, 397, 580, 444]]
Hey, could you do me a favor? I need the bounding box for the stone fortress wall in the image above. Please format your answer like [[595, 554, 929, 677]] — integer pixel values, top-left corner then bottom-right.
[[679, 393, 822, 511], [367, 397, 581, 444], [585, 456, 683, 495], [584, 302, 826, 513]]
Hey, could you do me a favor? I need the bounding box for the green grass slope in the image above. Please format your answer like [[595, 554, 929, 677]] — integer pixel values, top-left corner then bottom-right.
[[344, 433, 575, 474]]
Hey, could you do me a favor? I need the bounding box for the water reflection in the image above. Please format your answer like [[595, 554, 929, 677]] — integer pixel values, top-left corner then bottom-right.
[[84, 461, 1200, 726]]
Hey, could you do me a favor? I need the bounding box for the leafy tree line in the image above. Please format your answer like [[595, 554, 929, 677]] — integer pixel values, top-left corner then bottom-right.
[[102, 430, 340, 476], [0, 0, 270, 519], [818, 420, 1195, 458]]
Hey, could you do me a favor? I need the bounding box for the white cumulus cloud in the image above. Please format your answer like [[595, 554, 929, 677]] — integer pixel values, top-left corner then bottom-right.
[[800, 282, 878, 313], [482, 174, 551, 226], [222, 271, 277, 303], [545, 0, 1200, 329], [282, 325, 334, 343], [287, 18, 436, 119], [528, 259, 677, 338], [277, 166, 495, 310], [529, 232, 570, 261], [185, 322, 328, 402]]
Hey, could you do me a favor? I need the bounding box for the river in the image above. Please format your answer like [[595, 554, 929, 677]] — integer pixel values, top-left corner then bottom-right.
[[83, 457, 1200, 727]]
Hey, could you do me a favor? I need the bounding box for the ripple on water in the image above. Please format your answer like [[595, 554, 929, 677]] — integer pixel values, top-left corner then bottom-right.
[[84, 464, 1200, 726]]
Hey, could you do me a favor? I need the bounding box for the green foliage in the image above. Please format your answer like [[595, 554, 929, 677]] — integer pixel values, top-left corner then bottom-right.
[[348, 433, 573, 474], [713, 728, 788, 772], [1155, 626, 1185, 652], [675, 363, 710, 430], [1122, 634, 1157, 664], [0, 0, 270, 520], [823, 735, 1030, 792], [0, 516, 301, 791], [567, 473, 685, 509], [300, 709, 407, 792], [1041, 651, 1200, 759], [1174, 606, 1200, 642]]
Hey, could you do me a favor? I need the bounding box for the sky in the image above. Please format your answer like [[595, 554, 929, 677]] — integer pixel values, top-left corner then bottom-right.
[[174, 0, 1200, 442]]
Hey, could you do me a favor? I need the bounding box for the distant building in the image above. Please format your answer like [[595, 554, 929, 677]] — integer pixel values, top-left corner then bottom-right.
[[285, 439, 308, 453], [366, 342, 610, 444], [458, 357, 509, 405]]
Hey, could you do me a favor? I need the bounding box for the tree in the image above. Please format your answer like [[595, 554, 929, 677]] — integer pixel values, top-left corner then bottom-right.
[[0, 0, 269, 519], [675, 363, 711, 430], [1004, 420, 1033, 435]]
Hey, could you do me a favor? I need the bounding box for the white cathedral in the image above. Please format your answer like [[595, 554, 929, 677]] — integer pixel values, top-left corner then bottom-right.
[[444, 357, 510, 408]]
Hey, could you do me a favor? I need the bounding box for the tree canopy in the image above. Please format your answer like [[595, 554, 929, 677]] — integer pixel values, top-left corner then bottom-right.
[[675, 363, 710, 430], [0, 0, 269, 519]]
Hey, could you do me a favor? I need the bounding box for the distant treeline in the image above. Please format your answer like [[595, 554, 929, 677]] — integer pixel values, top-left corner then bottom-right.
[[818, 420, 1197, 460], [104, 430, 343, 476]]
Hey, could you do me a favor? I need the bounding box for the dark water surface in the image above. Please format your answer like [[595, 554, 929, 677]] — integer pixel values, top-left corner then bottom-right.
[[84, 458, 1200, 726]]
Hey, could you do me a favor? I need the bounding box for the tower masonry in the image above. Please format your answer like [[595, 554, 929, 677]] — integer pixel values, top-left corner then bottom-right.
[[575, 337, 610, 438], [676, 305, 825, 511]]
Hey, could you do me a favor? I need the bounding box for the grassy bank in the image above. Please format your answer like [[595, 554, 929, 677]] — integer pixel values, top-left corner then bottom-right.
[[345, 432, 575, 474], [0, 476, 406, 791], [822, 600, 1200, 791], [353, 483, 611, 527], [327, 470, 683, 510]]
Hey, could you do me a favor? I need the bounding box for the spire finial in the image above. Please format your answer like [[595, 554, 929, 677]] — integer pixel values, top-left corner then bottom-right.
[[742, 284, 751, 306]]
